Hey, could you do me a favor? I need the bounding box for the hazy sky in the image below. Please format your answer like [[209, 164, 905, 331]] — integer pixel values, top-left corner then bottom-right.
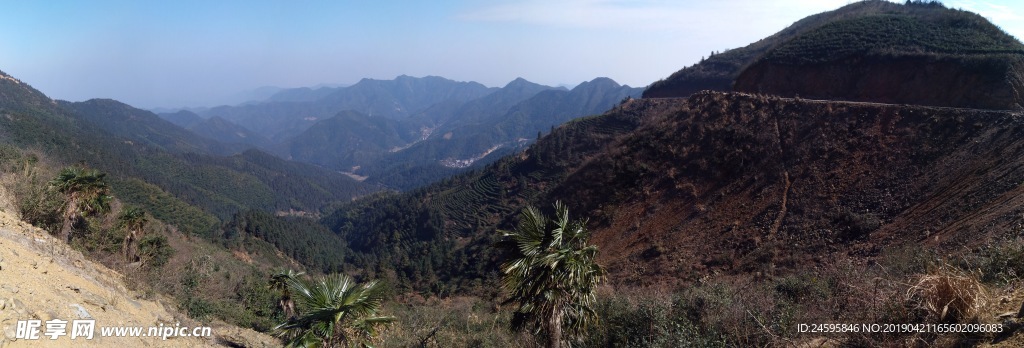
[[1, 0, 1022, 109]]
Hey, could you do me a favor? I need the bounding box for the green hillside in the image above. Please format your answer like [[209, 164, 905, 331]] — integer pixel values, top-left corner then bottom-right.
[[0, 70, 371, 236], [762, 8, 1024, 65], [61, 99, 250, 156], [285, 110, 423, 170]]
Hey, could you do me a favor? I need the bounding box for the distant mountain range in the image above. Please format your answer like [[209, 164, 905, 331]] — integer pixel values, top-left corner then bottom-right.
[[152, 74, 642, 189], [361, 77, 642, 188], [196, 75, 495, 143]]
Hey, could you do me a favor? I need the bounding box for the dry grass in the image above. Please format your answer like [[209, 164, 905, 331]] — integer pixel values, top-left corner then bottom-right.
[[907, 268, 987, 324], [0, 179, 18, 216]]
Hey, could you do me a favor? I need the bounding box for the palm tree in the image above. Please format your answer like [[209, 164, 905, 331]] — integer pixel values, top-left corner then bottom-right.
[[49, 166, 111, 242], [274, 273, 395, 348], [270, 269, 305, 319], [118, 206, 148, 263], [499, 201, 605, 348]]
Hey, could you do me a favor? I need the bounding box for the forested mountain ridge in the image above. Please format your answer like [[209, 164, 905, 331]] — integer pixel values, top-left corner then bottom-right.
[[283, 110, 423, 170], [264, 85, 338, 103], [201, 75, 496, 142], [159, 109, 205, 128], [414, 77, 561, 127], [232, 76, 641, 190], [0, 69, 372, 237], [274, 76, 560, 172], [157, 110, 274, 150], [473, 77, 643, 143], [358, 77, 644, 189], [60, 99, 251, 156], [192, 115, 275, 149]]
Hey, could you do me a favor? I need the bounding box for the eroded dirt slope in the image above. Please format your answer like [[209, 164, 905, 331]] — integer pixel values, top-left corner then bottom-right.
[[0, 200, 276, 347]]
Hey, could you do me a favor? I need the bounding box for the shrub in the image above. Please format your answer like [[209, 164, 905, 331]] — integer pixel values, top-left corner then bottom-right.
[[583, 293, 729, 348], [972, 240, 1024, 284]]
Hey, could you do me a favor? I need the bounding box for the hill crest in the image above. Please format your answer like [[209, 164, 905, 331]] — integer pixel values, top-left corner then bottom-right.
[[642, 0, 1024, 108], [734, 3, 1024, 109]]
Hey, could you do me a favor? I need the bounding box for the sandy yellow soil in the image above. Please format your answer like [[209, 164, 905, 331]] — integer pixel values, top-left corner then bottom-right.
[[0, 207, 277, 347]]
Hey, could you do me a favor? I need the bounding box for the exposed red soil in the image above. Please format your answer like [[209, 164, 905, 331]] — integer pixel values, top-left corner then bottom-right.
[[553, 92, 1024, 288]]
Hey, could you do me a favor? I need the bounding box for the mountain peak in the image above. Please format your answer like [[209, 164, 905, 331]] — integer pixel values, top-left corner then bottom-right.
[[504, 77, 537, 89], [83, 98, 122, 105], [573, 77, 621, 91]]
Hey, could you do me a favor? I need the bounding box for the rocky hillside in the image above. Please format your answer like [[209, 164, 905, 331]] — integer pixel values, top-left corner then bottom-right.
[[0, 200, 276, 347]]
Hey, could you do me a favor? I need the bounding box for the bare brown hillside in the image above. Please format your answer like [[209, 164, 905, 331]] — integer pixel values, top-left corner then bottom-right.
[[549, 92, 1024, 286], [735, 54, 1024, 111], [0, 204, 276, 347]]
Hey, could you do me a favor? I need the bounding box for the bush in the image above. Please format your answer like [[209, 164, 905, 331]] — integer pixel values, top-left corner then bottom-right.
[[1, 158, 62, 232], [587, 296, 728, 348], [972, 240, 1024, 284], [138, 233, 173, 268]]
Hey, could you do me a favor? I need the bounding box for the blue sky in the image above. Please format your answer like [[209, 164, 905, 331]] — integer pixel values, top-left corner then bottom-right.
[[1, 0, 1022, 109]]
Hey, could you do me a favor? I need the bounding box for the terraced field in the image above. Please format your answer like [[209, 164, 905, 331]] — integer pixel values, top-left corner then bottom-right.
[[431, 174, 511, 228]]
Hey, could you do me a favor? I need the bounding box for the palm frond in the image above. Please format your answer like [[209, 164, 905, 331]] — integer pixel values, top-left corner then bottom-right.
[[274, 273, 393, 347], [498, 200, 605, 347]]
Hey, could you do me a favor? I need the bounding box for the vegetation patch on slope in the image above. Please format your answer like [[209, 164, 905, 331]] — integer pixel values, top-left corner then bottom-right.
[[763, 10, 1024, 65]]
